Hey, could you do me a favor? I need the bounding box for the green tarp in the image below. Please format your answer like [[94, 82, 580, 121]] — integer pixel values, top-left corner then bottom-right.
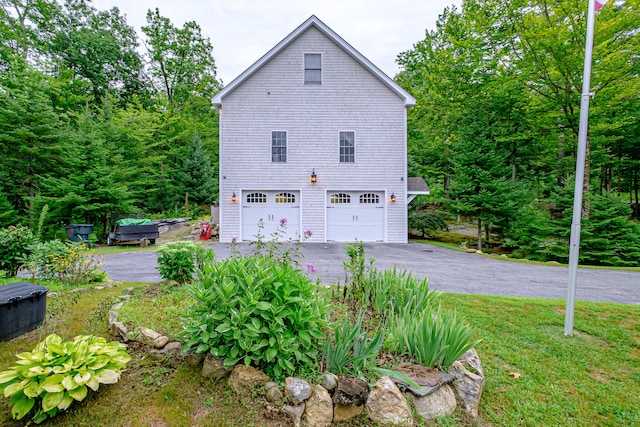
[[116, 218, 152, 226]]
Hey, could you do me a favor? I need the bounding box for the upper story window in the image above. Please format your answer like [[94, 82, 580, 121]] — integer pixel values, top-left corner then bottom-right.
[[272, 131, 287, 162], [304, 53, 322, 85], [339, 131, 355, 163]]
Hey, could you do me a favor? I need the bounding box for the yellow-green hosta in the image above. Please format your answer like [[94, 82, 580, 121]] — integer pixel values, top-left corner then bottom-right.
[[0, 334, 131, 424]]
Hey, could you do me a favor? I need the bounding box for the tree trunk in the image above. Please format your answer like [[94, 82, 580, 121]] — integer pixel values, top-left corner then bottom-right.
[[477, 218, 482, 252], [443, 174, 450, 199]]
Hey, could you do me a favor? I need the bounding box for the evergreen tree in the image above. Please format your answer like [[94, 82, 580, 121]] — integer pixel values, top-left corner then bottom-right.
[[174, 135, 217, 207]]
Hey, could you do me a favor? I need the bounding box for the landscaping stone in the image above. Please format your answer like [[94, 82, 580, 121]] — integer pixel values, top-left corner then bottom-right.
[[265, 382, 284, 404], [184, 352, 203, 368], [366, 376, 413, 426], [108, 310, 118, 326], [227, 365, 270, 394], [409, 383, 457, 420], [448, 348, 485, 418], [319, 373, 337, 392], [111, 302, 125, 310], [154, 336, 170, 349], [109, 321, 128, 341], [285, 377, 312, 405], [333, 376, 369, 406], [304, 384, 333, 427], [333, 404, 364, 422], [202, 354, 233, 380], [283, 403, 305, 427], [135, 327, 161, 346]]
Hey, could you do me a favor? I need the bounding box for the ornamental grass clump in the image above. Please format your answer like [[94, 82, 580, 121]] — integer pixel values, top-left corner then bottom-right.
[[0, 334, 131, 424], [181, 255, 328, 379]]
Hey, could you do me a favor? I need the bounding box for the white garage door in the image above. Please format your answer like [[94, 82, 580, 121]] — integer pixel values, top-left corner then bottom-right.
[[326, 191, 385, 241], [242, 191, 300, 241]]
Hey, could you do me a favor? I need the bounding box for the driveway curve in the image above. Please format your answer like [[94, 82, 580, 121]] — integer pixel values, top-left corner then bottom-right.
[[102, 242, 639, 304]]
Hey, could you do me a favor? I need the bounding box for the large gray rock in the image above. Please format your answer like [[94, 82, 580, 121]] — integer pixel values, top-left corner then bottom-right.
[[304, 384, 333, 427], [366, 376, 413, 426], [202, 354, 233, 380], [285, 377, 312, 405], [449, 348, 485, 417], [409, 383, 457, 420], [227, 365, 270, 394]]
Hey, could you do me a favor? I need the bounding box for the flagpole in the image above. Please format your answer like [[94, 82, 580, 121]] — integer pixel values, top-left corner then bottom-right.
[[565, 0, 597, 336]]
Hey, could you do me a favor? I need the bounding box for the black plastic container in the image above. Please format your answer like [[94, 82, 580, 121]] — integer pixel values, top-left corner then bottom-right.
[[65, 223, 94, 242], [0, 282, 49, 341]]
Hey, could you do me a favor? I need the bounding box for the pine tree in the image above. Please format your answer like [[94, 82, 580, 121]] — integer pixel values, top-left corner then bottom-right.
[[174, 135, 217, 207]]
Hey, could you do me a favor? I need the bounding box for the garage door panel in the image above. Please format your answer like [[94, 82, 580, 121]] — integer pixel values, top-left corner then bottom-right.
[[242, 191, 300, 241], [326, 191, 384, 242]]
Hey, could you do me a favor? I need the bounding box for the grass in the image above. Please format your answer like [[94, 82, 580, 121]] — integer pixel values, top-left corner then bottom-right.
[[1, 282, 638, 426]]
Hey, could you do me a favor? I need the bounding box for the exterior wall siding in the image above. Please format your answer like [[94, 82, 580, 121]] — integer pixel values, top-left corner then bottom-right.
[[219, 27, 408, 243]]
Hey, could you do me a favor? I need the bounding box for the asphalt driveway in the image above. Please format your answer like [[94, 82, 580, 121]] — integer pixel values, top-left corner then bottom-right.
[[102, 242, 640, 304]]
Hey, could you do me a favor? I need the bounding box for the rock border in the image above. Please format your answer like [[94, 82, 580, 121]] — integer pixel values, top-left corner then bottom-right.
[[108, 286, 485, 426]]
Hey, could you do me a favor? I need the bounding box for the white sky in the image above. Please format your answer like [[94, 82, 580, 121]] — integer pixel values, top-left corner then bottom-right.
[[92, 0, 461, 85]]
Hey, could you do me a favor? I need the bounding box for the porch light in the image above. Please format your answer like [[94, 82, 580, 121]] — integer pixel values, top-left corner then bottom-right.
[[310, 169, 317, 184], [390, 193, 396, 203], [231, 192, 237, 202]]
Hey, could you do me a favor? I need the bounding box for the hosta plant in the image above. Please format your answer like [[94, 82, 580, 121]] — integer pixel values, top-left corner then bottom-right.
[[0, 334, 131, 424], [156, 241, 214, 284], [181, 255, 328, 379]]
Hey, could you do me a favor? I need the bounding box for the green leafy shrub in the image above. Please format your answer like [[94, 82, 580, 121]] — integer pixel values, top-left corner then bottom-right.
[[0, 225, 36, 277], [156, 241, 214, 283], [409, 211, 449, 237], [0, 334, 131, 424], [181, 255, 328, 379], [322, 311, 384, 377]]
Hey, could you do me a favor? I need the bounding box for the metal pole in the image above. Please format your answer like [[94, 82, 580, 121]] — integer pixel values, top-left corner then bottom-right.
[[565, 0, 596, 336]]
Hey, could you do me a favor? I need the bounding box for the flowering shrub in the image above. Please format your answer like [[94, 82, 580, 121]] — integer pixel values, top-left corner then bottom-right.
[[22, 241, 106, 285]]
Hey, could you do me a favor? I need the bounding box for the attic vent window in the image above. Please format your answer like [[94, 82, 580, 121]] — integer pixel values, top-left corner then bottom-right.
[[304, 53, 322, 85]]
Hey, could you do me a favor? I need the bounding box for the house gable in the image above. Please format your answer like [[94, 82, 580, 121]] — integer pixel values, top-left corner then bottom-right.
[[212, 15, 415, 108]]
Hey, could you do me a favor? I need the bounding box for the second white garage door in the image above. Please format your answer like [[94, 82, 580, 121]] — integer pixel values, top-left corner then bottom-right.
[[326, 191, 385, 241], [242, 191, 300, 241]]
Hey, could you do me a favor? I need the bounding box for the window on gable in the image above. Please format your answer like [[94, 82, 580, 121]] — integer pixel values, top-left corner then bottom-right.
[[304, 53, 322, 85], [272, 131, 287, 162], [339, 131, 355, 163]]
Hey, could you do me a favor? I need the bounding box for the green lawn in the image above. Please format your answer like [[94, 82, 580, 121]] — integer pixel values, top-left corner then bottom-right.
[[1, 282, 638, 426]]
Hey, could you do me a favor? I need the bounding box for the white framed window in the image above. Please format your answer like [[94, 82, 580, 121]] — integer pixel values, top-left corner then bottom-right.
[[271, 131, 287, 162], [339, 131, 355, 163], [304, 53, 322, 85]]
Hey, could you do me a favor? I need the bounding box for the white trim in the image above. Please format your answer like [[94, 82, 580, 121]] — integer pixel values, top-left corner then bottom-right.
[[212, 15, 416, 107]]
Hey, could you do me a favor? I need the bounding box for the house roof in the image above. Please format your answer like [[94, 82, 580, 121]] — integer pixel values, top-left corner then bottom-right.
[[407, 177, 430, 195], [212, 15, 416, 107]]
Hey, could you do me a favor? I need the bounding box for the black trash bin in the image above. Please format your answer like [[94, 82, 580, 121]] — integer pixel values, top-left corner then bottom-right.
[[0, 282, 49, 341], [65, 223, 94, 243]]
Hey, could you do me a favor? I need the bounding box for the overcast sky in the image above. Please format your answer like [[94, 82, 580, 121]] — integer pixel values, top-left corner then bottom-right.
[[92, 0, 461, 85]]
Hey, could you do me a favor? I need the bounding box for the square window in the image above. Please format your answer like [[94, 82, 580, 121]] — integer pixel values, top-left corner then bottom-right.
[[272, 131, 287, 162], [340, 131, 355, 163], [304, 53, 322, 85]]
